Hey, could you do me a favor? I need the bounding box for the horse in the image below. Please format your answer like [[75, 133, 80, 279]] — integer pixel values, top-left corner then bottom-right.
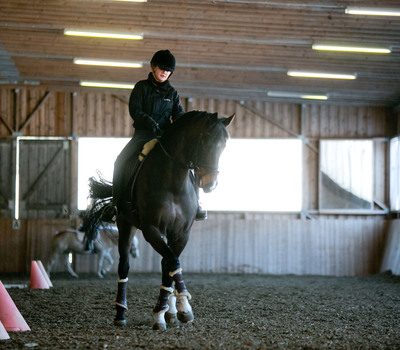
[[46, 226, 139, 278], [84, 110, 234, 330]]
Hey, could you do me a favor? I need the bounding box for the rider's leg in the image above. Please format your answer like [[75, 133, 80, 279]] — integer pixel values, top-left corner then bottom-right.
[[113, 131, 154, 206], [189, 171, 207, 221]]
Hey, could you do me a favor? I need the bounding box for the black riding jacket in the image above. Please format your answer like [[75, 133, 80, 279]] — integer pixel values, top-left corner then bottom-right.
[[129, 73, 185, 133]]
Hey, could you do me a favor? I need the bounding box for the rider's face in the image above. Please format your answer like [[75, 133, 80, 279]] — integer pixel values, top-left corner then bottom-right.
[[152, 66, 172, 83]]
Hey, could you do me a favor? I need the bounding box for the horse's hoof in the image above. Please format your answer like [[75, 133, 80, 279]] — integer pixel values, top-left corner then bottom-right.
[[152, 322, 167, 331], [114, 319, 126, 327], [178, 311, 194, 323], [165, 312, 178, 325]]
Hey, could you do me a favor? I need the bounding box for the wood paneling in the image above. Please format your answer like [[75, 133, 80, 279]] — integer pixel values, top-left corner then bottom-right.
[[17, 140, 71, 218], [0, 218, 76, 274], [0, 139, 13, 217], [0, 87, 393, 139], [381, 220, 400, 275], [0, 217, 391, 277]]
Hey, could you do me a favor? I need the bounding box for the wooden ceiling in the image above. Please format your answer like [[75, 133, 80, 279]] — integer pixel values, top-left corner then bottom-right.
[[1, 0, 400, 107]]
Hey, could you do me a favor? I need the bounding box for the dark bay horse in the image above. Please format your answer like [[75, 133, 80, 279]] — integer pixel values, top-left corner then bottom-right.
[[84, 111, 234, 330]]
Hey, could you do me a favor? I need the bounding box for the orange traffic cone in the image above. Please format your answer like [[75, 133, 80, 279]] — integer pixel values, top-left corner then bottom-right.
[[0, 320, 10, 340], [0, 281, 30, 332], [36, 260, 53, 287], [30, 261, 50, 290]]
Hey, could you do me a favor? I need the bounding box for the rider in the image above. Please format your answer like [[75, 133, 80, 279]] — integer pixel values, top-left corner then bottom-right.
[[112, 49, 207, 221]]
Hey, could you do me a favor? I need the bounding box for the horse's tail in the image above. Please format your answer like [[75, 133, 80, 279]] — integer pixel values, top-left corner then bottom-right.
[[82, 176, 116, 243]]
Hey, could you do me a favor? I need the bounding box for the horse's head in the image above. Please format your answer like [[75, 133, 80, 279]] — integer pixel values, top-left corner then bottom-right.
[[160, 111, 234, 193], [192, 113, 234, 193]]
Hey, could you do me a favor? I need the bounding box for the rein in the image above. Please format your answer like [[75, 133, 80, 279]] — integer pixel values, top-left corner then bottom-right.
[[158, 136, 219, 176]]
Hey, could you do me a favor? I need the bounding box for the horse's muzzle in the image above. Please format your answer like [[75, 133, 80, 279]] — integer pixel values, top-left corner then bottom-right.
[[199, 173, 218, 193]]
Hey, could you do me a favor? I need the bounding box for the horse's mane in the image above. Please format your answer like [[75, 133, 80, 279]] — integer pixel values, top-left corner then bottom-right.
[[161, 110, 227, 141]]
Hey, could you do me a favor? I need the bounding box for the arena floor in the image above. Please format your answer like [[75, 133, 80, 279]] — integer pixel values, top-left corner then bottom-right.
[[1, 272, 400, 349]]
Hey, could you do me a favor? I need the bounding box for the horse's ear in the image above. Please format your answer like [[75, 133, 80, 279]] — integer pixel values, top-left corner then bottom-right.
[[221, 114, 235, 127]]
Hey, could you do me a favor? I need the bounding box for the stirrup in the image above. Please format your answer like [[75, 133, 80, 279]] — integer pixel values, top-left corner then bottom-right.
[[101, 204, 117, 223], [195, 206, 207, 221]]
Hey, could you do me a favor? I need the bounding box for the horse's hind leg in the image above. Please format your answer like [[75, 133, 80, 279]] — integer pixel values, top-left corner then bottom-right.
[[114, 220, 135, 326], [65, 254, 79, 278], [97, 251, 114, 278], [101, 251, 114, 276], [46, 253, 57, 278]]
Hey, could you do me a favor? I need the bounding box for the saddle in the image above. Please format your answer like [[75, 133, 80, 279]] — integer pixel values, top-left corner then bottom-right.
[[128, 138, 158, 189]]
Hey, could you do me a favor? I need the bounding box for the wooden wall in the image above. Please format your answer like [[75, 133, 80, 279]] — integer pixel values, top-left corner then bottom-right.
[[381, 220, 400, 275], [0, 87, 392, 139], [0, 86, 398, 276], [0, 217, 393, 277]]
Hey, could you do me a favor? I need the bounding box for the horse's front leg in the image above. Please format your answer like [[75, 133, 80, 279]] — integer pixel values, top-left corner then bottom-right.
[[170, 268, 194, 323], [152, 285, 174, 330], [143, 225, 193, 329], [165, 294, 178, 325], [114, 220, 134, 326], [154, 267, 193, 327]]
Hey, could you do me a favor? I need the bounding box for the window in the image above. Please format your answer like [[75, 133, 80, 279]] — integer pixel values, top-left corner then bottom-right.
[[319, 140, 373, 211], [78, 137, 129, 210], [77, 137, 303, 212], [200, 139, 303, 211]]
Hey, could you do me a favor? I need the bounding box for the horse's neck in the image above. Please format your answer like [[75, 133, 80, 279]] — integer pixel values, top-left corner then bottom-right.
[[161, 128, 197, 167]]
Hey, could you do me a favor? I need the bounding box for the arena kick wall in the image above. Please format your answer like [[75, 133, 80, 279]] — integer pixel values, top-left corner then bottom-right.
[[0, 87, 399, 276]]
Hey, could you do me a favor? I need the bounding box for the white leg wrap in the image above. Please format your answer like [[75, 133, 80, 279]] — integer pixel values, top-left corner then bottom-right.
[[153, 306, 169, 325], [160, 285, 174, 294], [167, 294, 177, 315], [169, 268, 182, 277], [117, 278, 128, 283], [175, 290, 192, 300], [176, 293, 192, 314]]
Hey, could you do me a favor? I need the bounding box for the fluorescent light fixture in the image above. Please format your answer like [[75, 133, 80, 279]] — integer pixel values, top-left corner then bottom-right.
[[64, 29, 143, 40], [345, 7, 400, 16], [80, 81, 134, 89], [312, 44, 391, 54], [74, 58, 143, 68], [268, 91, 328, 100], [301, 95, 328, 100], [287, 71, 356, 80]]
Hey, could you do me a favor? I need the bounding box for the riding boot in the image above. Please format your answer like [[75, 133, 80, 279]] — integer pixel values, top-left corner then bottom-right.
[[190, 171, 207, 221], [196, 202, 207, 221]]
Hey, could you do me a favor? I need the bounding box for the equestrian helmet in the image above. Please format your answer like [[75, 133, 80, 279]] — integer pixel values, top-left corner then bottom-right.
[[151, 50, 176, 72]]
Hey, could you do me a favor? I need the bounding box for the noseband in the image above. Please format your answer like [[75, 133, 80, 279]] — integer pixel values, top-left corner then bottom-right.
[[158, 132, 220, 180]]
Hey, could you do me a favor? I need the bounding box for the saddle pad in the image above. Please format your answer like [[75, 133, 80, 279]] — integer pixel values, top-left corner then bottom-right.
[[138, 138, 159, 161]]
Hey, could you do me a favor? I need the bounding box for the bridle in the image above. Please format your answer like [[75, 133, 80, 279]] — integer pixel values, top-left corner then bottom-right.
[[158, 132, 220, 184]]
